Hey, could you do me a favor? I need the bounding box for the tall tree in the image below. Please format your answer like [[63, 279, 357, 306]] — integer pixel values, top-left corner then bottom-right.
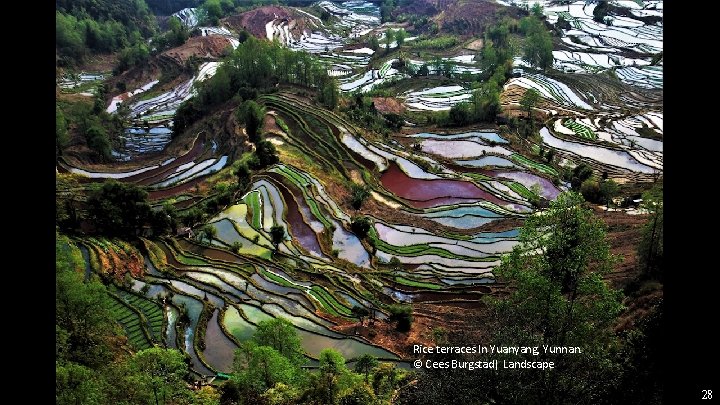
[[394, 28, 407, 46], [127, 348, 190, 405], [86, 181, 152, 237], [485, 191, 623, 403], [270, 225, 286, 250], [237, 100, 266, 143], [520, 88, 541, 120], [354, 354, 378, 383], [368, 35, 380, 51], [232, 342, 299, 395], [384, 29, 395, 51], [56, 106, 69, 158], [251, 317, 306, 367], [350, 184, 370, 210], [201, 224, 217, 244], [254, 140, 279, 168], [637, 186, 663, 281], [599, 179, 619, 208]]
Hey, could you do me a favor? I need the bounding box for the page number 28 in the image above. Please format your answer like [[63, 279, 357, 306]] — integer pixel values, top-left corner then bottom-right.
[[703, 390, 713, 399]]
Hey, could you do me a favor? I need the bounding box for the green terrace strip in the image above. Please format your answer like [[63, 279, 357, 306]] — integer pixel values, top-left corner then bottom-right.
[[116, 289, 165, 343], [562, 118, 598, 140], [510, 153, 559, 177], [175, 251, 210, 266], [394, 276, 444, 290], [243, 191, 263, 229], [507, 181, 535, 200], [108, 289, 155, 350], [309, 286, 353, 317], [259, 268, 296, 289], [274, 116, 291, 135], [368, 227, 489, 262]]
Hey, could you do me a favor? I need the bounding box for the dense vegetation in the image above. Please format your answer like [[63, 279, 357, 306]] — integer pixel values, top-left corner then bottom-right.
[[174, 35, 336, 136], [56, 0, 156, 66]]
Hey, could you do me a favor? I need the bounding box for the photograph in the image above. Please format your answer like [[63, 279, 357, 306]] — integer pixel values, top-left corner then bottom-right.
[[56, 0, 668, 403]]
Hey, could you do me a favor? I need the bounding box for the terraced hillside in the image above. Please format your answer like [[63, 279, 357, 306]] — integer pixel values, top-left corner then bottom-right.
[[56, 0, 663, 382]]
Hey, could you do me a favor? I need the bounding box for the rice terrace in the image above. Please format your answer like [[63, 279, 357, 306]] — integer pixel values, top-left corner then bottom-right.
[[56, 0, 664, 403]]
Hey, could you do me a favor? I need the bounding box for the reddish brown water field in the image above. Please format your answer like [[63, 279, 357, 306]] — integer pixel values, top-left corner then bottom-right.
[[380, 162, 510, 208]]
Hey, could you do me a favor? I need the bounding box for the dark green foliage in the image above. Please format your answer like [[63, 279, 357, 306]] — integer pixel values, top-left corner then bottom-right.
[[400, 192, 624, 404], [353, 354, 378, 383], [531, 2, 544, 19], [55, 0, 154, 66], [151, 16, 189, 53], [521, 16, 554, 69], [488, 22, 510, 49], [340, 384, 377, 405], [448, 102, 472, 126], [368, 35, 380, 51], [125, 348, 191, 404], [200, 224, 217, 243], [85, 125, 112, 160], [569, 163, 593, 190], [394, 28, 408, 46], [380, 0, 397, 23], [489, 192, 622, 402], [318, 76, 340, 110], [351, 305, 371, 325], [384, 113, 404, 130], [237, 100, 266, 143], [350, 217, 372, 239], [232, 342, 299, 395], [253, 140, 279, 168], [387, 304, 413, 332], [270, 225, 286, 249], [56, 234, 119, 368], [178, 207, 204, 227], [236, 163, 251, 188], [599, 179, 619, 207], [638, 186, 663, 281], [172, 99, 204, 138], [612, 301, 663, 403], [238, 29, 251, 44], [593, 0, 610, 23], [86, 181, 152, 237], [250, 318, 306, 367], [520, 88, 540, 118], [350, 184, 370, 210], [115, 42, 151, 73], [177, 35, 333, 133], [580, 178, 601, 203], [384, 29, 395, 51], [56, 106, 69, 158]]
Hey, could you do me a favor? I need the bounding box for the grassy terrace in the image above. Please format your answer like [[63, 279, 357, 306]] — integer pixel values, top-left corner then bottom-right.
[[367, 226, 489, 262], [563, 118, 598, 140], [309, 286, 353, 317], [394, 276, 444, 290], [260, 268, 297, 289], [108, 289, 155, 350], [244, 190, 262, 229], [507, 181, 534, 200], [510, 154, 559, 177]]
